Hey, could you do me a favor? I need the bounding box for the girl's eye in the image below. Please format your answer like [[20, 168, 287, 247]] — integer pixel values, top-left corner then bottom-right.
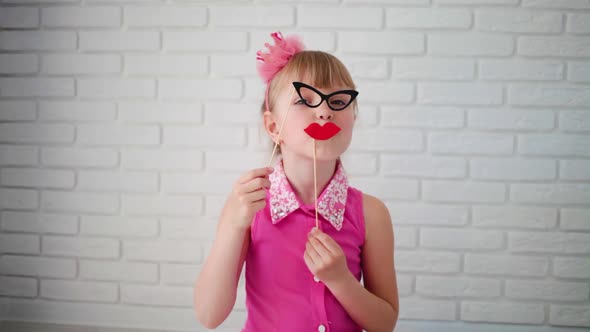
[[330, 99, 346, 105], [295, 99, 307, 105]]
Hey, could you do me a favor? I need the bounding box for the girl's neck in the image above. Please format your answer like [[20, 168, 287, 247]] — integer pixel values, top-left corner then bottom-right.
[[281, 153, 338, 207]]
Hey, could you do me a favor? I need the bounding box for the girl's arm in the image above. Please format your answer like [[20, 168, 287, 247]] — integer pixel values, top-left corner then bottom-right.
[[305, 193, 399, 332]]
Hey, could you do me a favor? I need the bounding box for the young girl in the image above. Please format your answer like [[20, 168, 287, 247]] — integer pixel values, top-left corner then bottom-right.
[[194, 32, 399, 332]]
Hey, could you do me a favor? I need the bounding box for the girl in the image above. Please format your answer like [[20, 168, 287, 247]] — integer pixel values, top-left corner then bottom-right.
[[194, 32, 399, 332]]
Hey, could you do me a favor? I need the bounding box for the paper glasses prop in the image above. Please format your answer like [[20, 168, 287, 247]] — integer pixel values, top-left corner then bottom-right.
[[267, 82, 359, 229]]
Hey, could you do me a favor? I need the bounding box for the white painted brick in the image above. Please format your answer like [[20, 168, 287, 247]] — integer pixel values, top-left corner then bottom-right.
[[387, 8, 471, 29], [43, 235, 119, 258], [121, 284, 192, 307], [507, 280, 589, 301], [519, 134, 590, 157], [210, 54, 256, 78], [0, 77, 74, 97], [164, 31, 247, 52], [251, 31, 336, 53], [79, 260, 157, 283], [429, 132, 513, 155], [338, 56, 389, 80], [42, 147, 118, 168], [471, 158, 556, 180], [417, 276, 500, 298], [351, 128, 423, 152], [160, 218, 216, 241], [124, 239, 201, 263], [393, 58, 474, 80], [125, 55, 207, 77], [388, 202, 469, 226], [356, 81, 414, 103], [80, 215, 158, 238], [468, 109, 554, 130], [0, 188, 38, 210], [428, 34, 513, 56], [480, 60, 563, 81], [399, 298, 456, 321], [161, 263, 201, 286], [0, 100, 35, 121], [550, 305, 590, 328], [42, 191, 118, 214], [350, 177, 418, 200], [42, 6, 120, 27], [419, 83, 503, 105], [341, 152, 378, 175], [205, 195, 227, 219], [42, 54, 120, 75], [1, 168, 75, 189], [204, 102, 259, 125], [568, 13, 590, 34], [299, 7, 381, 28], [421, 228, 504, 250], [77, 78, 155, 99], [509, 231, 590, 254], [0, 255, 75, 278], [553, 257, 590, 279], [205, 151, 266, 172], [512, 183, 590, 205], [122, 149, 203, 171], [125, 6, 206, 27], [396, 274, 414, 297], [0, 31, 76, 51], [477, 10, 562, 33], [0, 7, 39, 28], [423, 179, 505, 203], [437, 0, 519, 4], [78, 170, 158, 193], [163, 126, 246, 147], [0, 233, 39, 254], [473, 206, 557, 229], [568, 62, 590, 82], [561, 208, 590, 231], [80, 31, 159, 51], [0, 276, 37, 297], [159, 79, 241, 100], [382, 107, 464, 129], [560, 160, 590, 180], [465, 253, 549, 277], [1, 211, 77, 234], [211, 6, 294, 27], [0, 54, 37, 74], [247, 126, 274, 151], [340, 32, 424, 54], [40, 100, 116, 122], [461, 301, 545, 324], [560, 111, 590, 132], [381, 155, 466, 178], [0, 145, 37, 166], [122, 194, 203, 217], [395, 250, 461, 273], [519, 37, 590, 57], [118, 102, 202, 124], [523, 0, 590, 9], [346, 0, 429, 3], [244, 78, 266, 103], [161, 173, 234, 195], [509, 85, 590, 107], [41, 279, 117, 303], [78, 124, 159, 146], [394, 227, 418, 248]]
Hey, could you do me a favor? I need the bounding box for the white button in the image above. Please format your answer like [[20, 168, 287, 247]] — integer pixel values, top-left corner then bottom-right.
[[313, 276, 320, 282], [318, 324, 326, 332]]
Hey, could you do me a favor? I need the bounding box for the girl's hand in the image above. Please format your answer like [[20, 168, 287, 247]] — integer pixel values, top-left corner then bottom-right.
[[304, 228, 351, 286], [220, 167, 273, 231]]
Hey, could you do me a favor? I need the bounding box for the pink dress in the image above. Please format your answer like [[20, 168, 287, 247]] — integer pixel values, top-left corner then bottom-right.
[[242, 160, 365, 332]]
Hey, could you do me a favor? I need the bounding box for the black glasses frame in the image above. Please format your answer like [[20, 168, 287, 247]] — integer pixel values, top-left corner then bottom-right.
[[292, 82, 359, 111]]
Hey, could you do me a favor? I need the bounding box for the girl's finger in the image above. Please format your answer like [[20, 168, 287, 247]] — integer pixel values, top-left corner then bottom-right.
[[243, 188, 267, 203], [238, 167, 273, 184], [308, 235, 331, 261], [238, 177, 271, 194], [305, 241, 322, 265], [304, 251, 316, 268], [312, 229, 340, 254]]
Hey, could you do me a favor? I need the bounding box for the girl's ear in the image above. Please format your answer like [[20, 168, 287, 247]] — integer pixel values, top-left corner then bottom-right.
[[263, 111, 280, 144]]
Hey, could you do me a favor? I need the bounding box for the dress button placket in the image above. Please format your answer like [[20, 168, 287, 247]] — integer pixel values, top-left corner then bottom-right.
[[310, 220, 329, 332]]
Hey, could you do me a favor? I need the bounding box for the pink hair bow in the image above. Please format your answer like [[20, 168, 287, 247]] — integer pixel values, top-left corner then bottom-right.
[[256, 32, 305, 84]]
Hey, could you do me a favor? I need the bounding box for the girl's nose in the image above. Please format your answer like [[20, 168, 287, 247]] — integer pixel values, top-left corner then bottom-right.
[[316, 106, 334, 120]]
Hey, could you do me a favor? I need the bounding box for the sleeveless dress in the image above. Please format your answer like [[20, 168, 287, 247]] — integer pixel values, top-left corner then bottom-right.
[[242, 160, 366, 332]]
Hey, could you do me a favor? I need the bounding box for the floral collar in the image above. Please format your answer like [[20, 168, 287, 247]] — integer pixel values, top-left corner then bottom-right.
[[268, 159, 349, 231]]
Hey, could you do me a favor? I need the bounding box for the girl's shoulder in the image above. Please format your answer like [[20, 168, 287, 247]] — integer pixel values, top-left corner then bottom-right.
[[360, 192, 393, 242]]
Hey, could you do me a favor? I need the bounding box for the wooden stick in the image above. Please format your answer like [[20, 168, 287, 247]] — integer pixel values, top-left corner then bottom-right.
[[267, 88, 296, 167], [313, 138, 318, 229]]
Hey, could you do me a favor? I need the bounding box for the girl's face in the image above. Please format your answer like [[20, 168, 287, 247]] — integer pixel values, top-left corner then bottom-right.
[[266, 80, 357, 162]]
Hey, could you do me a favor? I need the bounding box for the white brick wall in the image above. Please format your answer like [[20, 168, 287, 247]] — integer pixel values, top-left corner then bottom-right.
[[0, 1, 589, 332]]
